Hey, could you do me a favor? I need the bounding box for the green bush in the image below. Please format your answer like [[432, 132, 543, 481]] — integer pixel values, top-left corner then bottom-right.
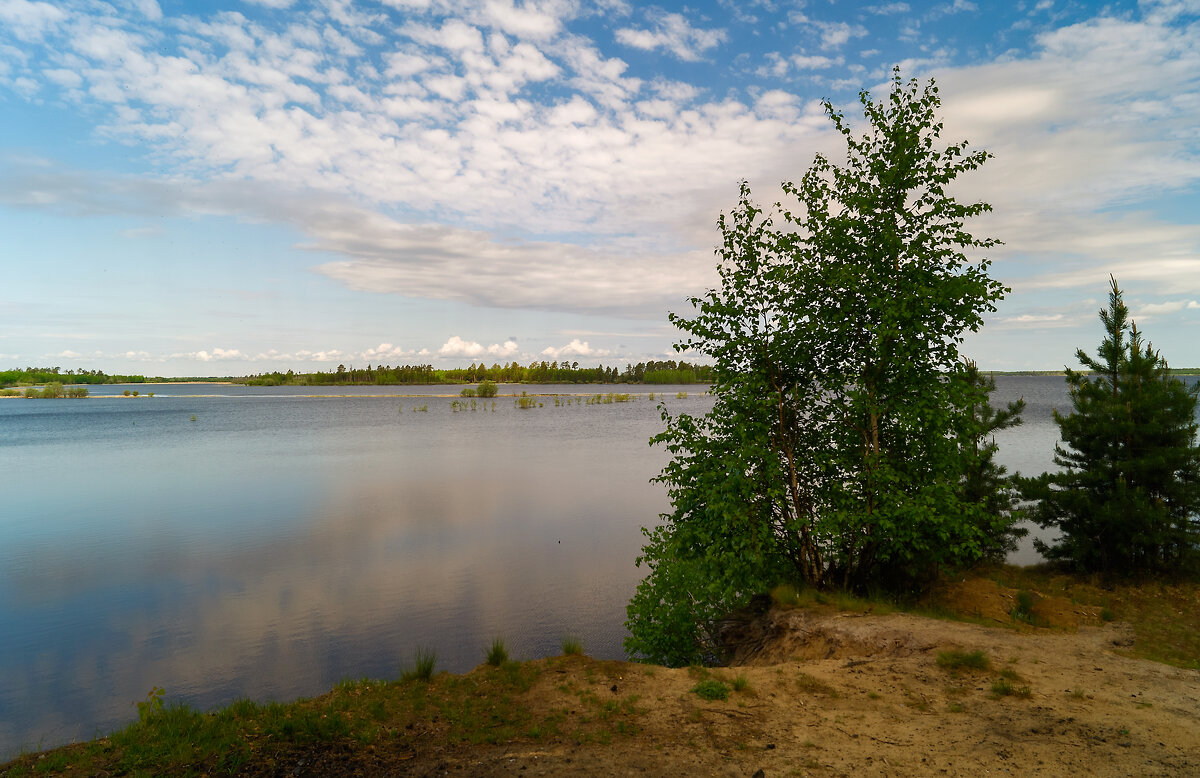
[[691, 680, 729, 701], [477, 380, 498, 398]]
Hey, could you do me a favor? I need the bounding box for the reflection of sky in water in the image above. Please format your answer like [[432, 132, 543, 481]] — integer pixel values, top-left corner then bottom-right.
[[3, 376, 1196, 757], [0, 389, 682, 757]]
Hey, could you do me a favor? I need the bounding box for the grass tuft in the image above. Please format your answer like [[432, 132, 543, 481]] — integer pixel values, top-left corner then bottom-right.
[[485, 637, 509, 667], [401, 648, 437, 682], [691, 680, 729, 701], [560, 635, 584, 656], [990, 677, 1032, 698], [936, 649, 991, 671]]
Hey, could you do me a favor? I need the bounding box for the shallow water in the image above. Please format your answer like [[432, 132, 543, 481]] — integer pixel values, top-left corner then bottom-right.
[[1, 375, 1194, 757]]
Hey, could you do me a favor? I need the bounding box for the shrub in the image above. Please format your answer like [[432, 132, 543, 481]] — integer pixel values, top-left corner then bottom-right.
[[1011, 590, 1036, 624], [691, 680, 729, 701], [477, 380, 498, 398]]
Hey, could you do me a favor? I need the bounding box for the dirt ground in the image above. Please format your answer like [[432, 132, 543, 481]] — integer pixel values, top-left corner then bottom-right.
[[378, 595, 1199, 777]]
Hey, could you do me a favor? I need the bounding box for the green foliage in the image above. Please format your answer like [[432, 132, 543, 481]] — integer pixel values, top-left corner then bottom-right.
[[936, 650, 990, 671], [485, 637, 509, 667], [1020, 278, 1200, 576], [1010, 590, 1036, 624], [690, 679, 729, 701], [626, 70, 1015, 666], [460, 387, 476, 397], [0, 366, 146, 387], [401, 648, 437, 682], [476, 379, 498, 397], [135, 686, 166, 723]]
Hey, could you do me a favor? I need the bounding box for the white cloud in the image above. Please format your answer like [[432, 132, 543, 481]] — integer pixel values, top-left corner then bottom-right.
[[614, 12, 727, 62], [813, 21, 868, 49], [438, 336, 519, 358], [125, 0, 162, 21], [792, 54, 842, 69], [864, 2, 910, 14], [1133, 300, 1200, 318], [482, 0, 565, 40], [0, 0, 66, 42], [929, 0, 978, 18], [541, 338, 609, 358], [179, 348, 245, 362]]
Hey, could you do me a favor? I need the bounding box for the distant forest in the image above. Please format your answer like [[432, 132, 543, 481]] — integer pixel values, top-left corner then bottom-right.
[[242, 360, 715, 386], [0, 367, 149, 386], [5, 364, 1195, 390]]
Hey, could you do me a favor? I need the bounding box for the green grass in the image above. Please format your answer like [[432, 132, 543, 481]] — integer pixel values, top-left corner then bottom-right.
[[561, 635, 584, 656], [2, 655, 656, 775], [981, 564, 1200, 669], [485, 637, 509, 667], [1010, 590, 1036, 624], [794, 672, 837, 696], [691, 680, 729, 701], [936, 649, 991, 671], [990, 677, 1032, 698], [401, 648, 437, 682]]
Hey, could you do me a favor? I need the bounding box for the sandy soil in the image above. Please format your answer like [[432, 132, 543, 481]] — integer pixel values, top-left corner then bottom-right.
[[377, 605, 1199, 777]]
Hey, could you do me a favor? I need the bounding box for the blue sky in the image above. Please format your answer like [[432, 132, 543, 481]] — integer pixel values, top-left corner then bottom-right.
[[1, 0, 1198, 375]]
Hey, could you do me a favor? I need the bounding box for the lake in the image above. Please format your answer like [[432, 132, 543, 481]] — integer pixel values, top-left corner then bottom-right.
[[0, 375, 1193, 758]]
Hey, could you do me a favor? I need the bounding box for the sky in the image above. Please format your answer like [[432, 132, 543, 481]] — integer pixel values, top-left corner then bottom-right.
[[0, 0, 1198, 376]]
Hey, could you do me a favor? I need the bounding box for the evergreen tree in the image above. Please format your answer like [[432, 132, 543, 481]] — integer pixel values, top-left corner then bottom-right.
[[1021, 278, 1200, 576], [959, 360, 1027, 561]]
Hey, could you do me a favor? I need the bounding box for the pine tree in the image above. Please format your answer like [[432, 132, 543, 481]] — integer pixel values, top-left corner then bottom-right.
[[959, 360, 1027, 561], [1022, 278, 1200, 576]]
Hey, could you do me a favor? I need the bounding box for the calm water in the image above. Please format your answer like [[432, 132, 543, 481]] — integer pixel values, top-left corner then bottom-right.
[[1, 376, 1194, 757]]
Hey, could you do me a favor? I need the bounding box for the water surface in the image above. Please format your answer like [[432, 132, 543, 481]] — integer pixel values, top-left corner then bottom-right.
[[3, 375, 1195, 757]]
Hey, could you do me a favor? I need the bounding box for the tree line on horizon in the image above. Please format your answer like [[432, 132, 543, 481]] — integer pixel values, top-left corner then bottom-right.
[[0, 367, 148, 387], [241, 360, 715, 386]]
